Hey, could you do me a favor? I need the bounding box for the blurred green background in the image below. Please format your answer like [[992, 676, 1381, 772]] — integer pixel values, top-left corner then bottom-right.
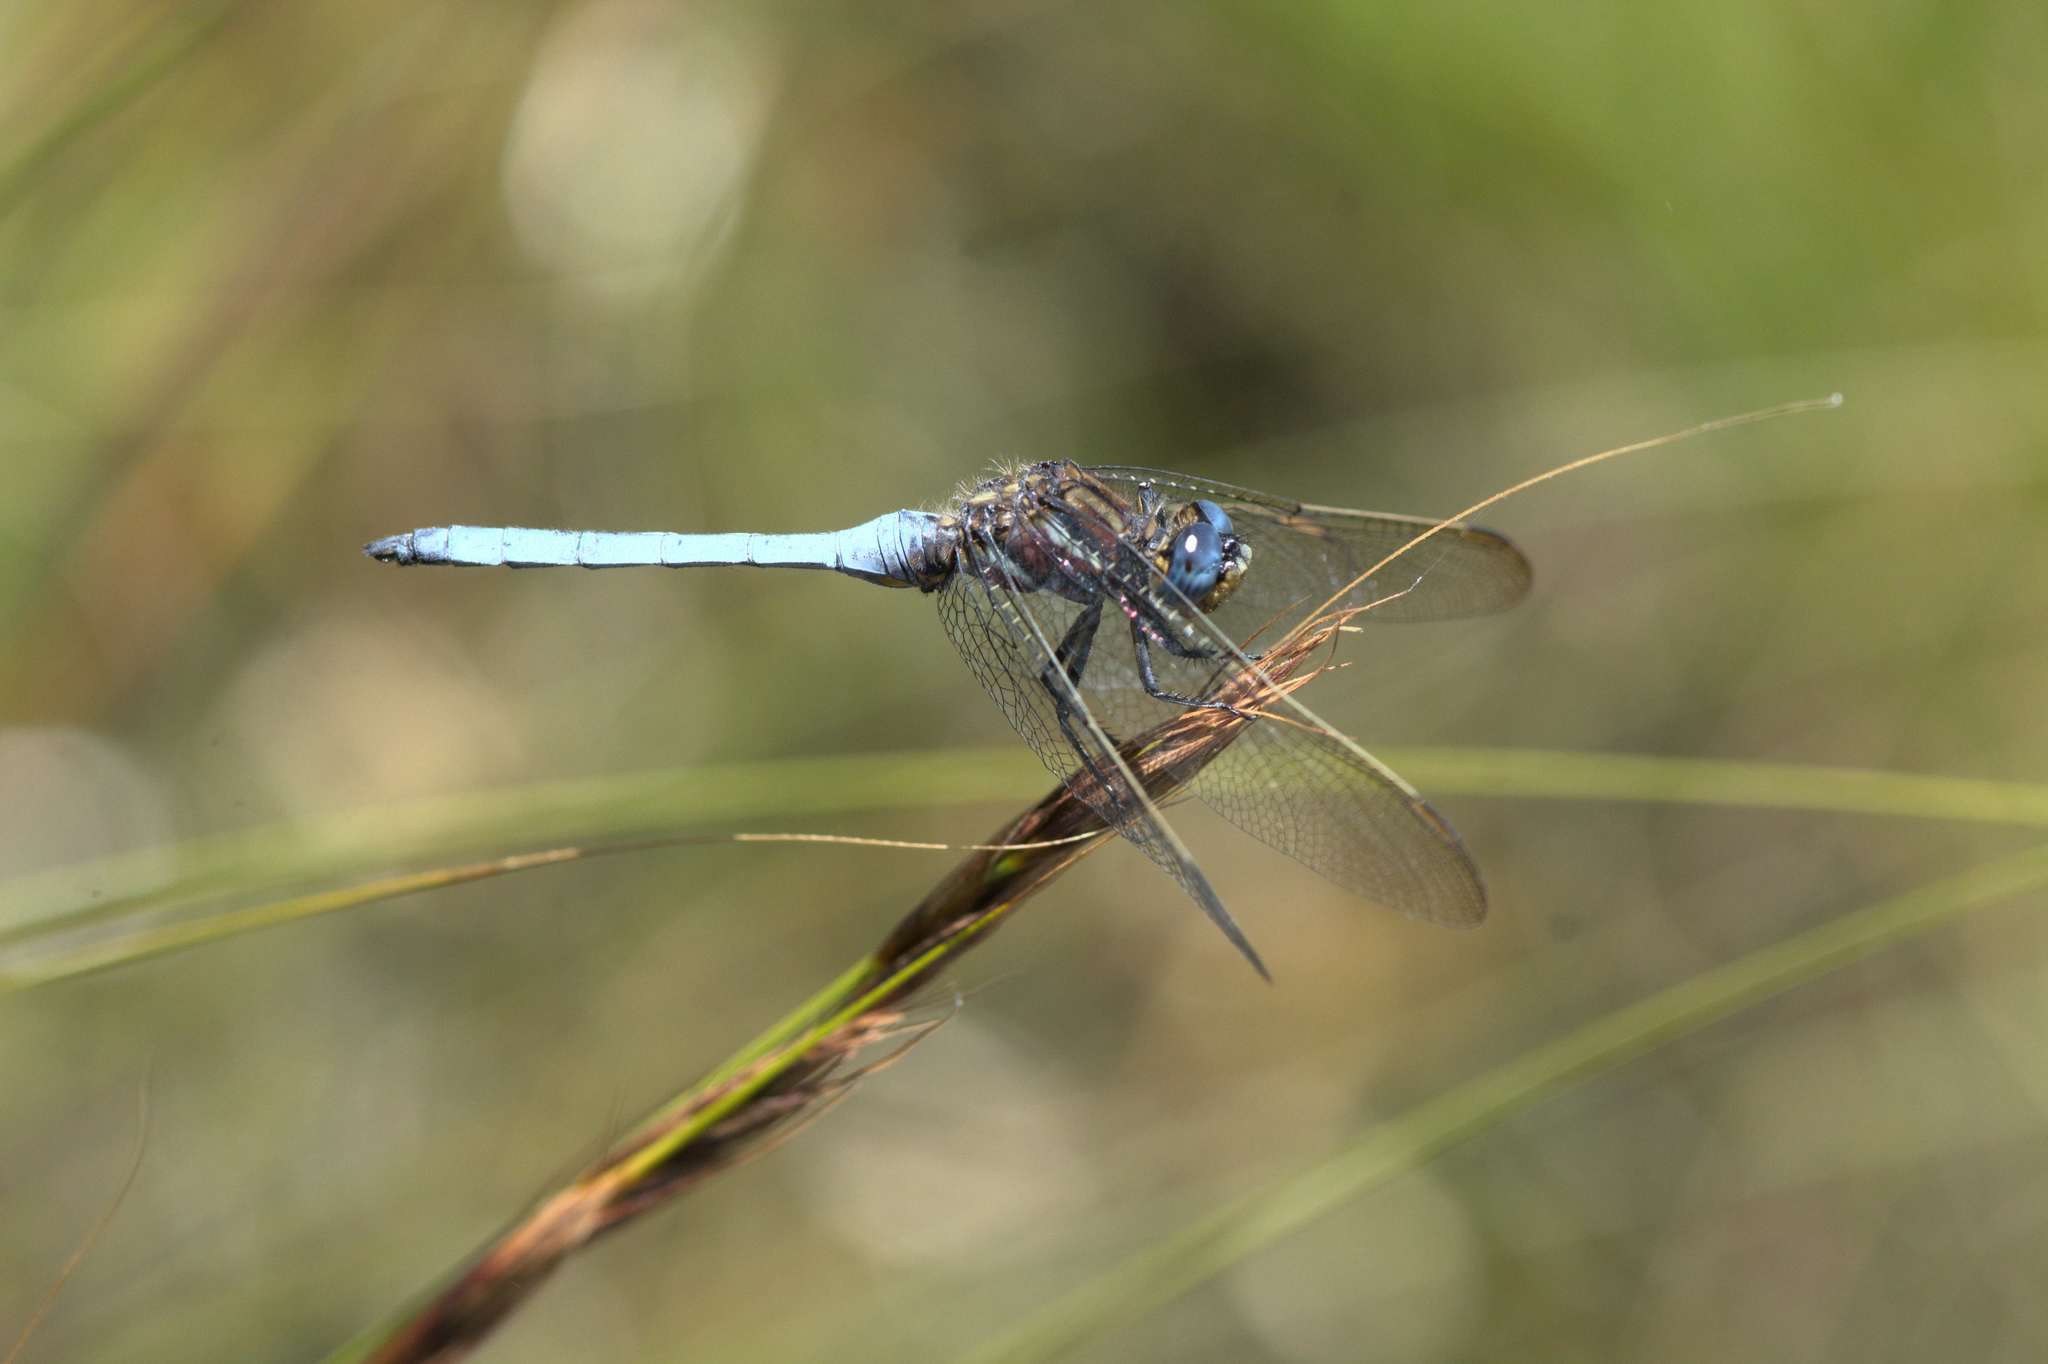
[[4, 1, 2046, 1360]]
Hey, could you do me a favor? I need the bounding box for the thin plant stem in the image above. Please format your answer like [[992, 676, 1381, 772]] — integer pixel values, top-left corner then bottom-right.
[[7, 749, 2043, 994], [962, 841, 2048, 1364]]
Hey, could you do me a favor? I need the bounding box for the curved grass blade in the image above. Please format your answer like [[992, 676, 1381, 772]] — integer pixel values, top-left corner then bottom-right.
[[12, 746, 2047, 952], [1397, 748, 2048, 827], [0, 827, 1092, 996], [962, 841, 2048, 1364], [8, 750, 2048, 994], [3, 842, 656, 994], [0, 747, 1039, 948]]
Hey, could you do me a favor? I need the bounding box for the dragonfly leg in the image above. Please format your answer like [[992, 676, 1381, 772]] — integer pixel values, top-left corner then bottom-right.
[[1053, 697, 1121, 807], [1122, 581, 1266, 668], [1130, 624, 1252, 719], [1155, 626, 1261, 667], [1047, 598, 1102, 691], [1040, 600, 1122, 799]]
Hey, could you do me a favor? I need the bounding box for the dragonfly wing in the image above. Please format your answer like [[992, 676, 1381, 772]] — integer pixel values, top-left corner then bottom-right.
[[1189, 709, 1486, 926], [1086, 466, 1532, 629], [935, 523, 1270, 976], [1085, 532, 1490, 926]]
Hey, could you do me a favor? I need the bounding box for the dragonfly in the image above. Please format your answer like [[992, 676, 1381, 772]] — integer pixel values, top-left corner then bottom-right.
[[366, 462, 1531, 976]]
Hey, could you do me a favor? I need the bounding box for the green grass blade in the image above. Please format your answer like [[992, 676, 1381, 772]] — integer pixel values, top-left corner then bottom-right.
[[1400, 747, 2048, 826], [9, 747, 2042, 937], [6, 748, 2045, 994], [0, 747, 1039, 941], [8, 745, 2039, 987], [0, 845, 649, 992], [964, 841, 2048, 1363]]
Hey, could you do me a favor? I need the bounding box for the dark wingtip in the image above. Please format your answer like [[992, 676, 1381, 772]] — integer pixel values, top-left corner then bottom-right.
[[1455, 521, 1535, 610], [1207, 903, 1272, 981]]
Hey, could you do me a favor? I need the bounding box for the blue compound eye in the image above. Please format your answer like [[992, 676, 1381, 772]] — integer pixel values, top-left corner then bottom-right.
[[1167, 520, 1224, 599], [1192, 499, 1233, 537]]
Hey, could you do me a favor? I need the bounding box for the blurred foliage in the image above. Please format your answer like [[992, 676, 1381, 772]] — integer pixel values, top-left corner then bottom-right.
[[2, 1, 2045, 1360]]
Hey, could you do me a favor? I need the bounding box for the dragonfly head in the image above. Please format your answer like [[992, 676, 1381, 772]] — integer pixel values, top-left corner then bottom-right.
[[1163, 499, 1250, 612]]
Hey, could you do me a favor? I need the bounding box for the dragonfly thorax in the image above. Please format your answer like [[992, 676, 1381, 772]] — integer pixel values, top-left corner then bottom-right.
[[944, 463, 1130, 604], [942, 464, 1254, 616]]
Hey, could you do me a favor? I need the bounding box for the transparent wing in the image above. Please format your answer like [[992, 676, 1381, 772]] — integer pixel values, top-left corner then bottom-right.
[[934, 522, 1271, 976], [1061, 516, 1490, 927], [1188, 712, 1486, 927], [1086, 466, 1532, 638]]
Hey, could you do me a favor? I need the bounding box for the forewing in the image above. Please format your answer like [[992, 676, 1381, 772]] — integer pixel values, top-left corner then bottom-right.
[[934, 523, 1270, 975], [1087, 466, 1531, 635], [1088, 530, 1490, 926]]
